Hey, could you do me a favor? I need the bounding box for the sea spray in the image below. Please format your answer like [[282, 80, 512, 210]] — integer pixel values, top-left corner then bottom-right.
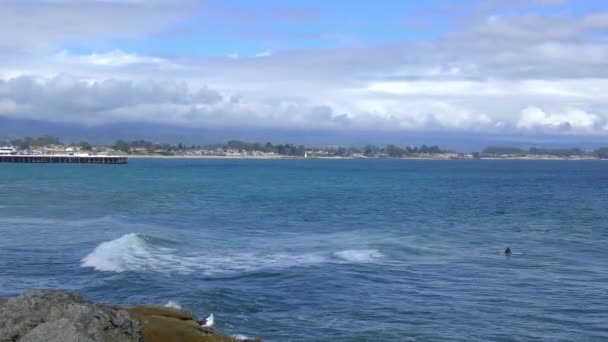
[[334, 249, 384, 263], [81, 233, 384, 274], [80, 233, 180, 272], [164, 300, 182, 310]]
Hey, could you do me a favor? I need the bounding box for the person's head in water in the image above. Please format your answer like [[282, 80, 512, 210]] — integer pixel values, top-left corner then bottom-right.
[[505, 247, 512, 255]]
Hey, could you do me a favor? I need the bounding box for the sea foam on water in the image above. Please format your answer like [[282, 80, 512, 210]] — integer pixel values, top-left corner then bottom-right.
[[334, 249, 384, 263], [164, 300, 182, 310], [81, 233, 384, 274], [80, 233, 179, 273]]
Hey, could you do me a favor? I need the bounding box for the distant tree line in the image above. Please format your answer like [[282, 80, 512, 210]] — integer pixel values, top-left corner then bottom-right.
[[223, 141, 445, 157], [483, 146, 608, 158], [225, 140, 307, 156], [100, 141, 608, 159], [111, 140, 203, 154], [593, 147, 608, 159], [0, 136, 63, 149], [0, 135, 96, 151], [4, 136, 608, 159], [110, 139, 308, 156], [365, 144, 444, 157], [106, 139, 448, 157]]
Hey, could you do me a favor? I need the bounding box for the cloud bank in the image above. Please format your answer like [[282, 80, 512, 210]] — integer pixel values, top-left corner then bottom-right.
[[0, 0, 608, 139]]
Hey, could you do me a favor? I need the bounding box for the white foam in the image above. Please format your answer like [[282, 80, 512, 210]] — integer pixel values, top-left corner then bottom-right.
[[81, 234, 383, 274], [80, 233, 179, 272], [197, 253, 327, 275], [232, 334, 253, 341], [334, 249, 384, 263], [164, 301, 182, 310]]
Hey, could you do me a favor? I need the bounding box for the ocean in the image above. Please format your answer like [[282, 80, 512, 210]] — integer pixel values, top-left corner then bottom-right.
[[1, 159, 607, 341]]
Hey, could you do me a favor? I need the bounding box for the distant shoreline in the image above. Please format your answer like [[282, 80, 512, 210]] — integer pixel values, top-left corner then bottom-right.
[[127, 154, 295, 159], [125, 154, 606, 161]]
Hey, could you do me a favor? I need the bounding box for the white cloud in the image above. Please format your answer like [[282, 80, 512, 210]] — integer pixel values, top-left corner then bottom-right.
[[516, 106, 601, 131], [0, 0, 197, 52], [254, 50, 274, 58], [0, 98, 18, 113], [225, 50, 273, 60], [367, 80, 509, 97], [1, 1, 608, 137], [53, 49, 173, 67]]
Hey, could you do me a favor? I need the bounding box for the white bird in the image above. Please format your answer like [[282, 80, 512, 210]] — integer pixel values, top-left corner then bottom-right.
[[200, 313, 214, 328]]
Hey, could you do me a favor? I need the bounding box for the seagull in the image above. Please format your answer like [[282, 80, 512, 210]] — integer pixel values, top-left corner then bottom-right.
[[199, 313, 214, 328]]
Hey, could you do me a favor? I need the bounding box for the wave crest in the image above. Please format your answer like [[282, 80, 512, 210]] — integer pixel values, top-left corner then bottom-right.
[[164, 301, 182, 310], [81, 233, 383, 274], [334, 249, 384, 263], [80, 233, 179, 272]]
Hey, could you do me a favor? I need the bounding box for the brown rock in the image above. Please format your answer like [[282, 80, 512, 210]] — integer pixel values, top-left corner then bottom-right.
[[125, 306, 250, 342]]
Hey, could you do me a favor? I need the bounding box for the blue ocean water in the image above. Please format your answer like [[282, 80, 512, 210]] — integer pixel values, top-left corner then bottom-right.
[[1, 159, 607, 341]]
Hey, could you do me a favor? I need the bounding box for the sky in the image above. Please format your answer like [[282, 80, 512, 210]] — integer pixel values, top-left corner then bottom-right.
[[1, 0, 608, 147]]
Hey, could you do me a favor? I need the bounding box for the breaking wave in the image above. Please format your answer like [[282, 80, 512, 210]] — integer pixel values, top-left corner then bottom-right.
[[164, 301, 182, 310], [81, 233, 383, 274], [80, 233, 179, 272], [334, 249, 384, 263]]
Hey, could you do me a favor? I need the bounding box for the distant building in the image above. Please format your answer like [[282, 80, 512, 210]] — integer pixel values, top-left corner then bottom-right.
[[0, 146, 18, 155]]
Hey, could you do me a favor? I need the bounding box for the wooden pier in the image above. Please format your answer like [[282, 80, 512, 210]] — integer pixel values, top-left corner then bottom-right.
[[0, 155, 128, 164]]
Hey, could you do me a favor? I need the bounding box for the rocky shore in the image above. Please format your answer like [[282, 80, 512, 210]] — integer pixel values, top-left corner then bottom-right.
[[0, 290, 260, 342]]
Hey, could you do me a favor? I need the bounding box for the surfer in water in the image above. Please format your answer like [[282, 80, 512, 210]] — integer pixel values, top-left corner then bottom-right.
[[504, 247, 512, 256]]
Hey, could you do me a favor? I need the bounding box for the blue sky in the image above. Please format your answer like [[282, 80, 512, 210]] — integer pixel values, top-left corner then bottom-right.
[[89, 0, 605, 56], [56, 0, 583, 57], [83, 0, 454, 56], [1, 0, 608, 146]]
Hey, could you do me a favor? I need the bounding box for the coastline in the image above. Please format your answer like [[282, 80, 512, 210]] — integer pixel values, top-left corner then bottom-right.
[[127, 154, 297, 159], [125, 154, 605, 161]]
